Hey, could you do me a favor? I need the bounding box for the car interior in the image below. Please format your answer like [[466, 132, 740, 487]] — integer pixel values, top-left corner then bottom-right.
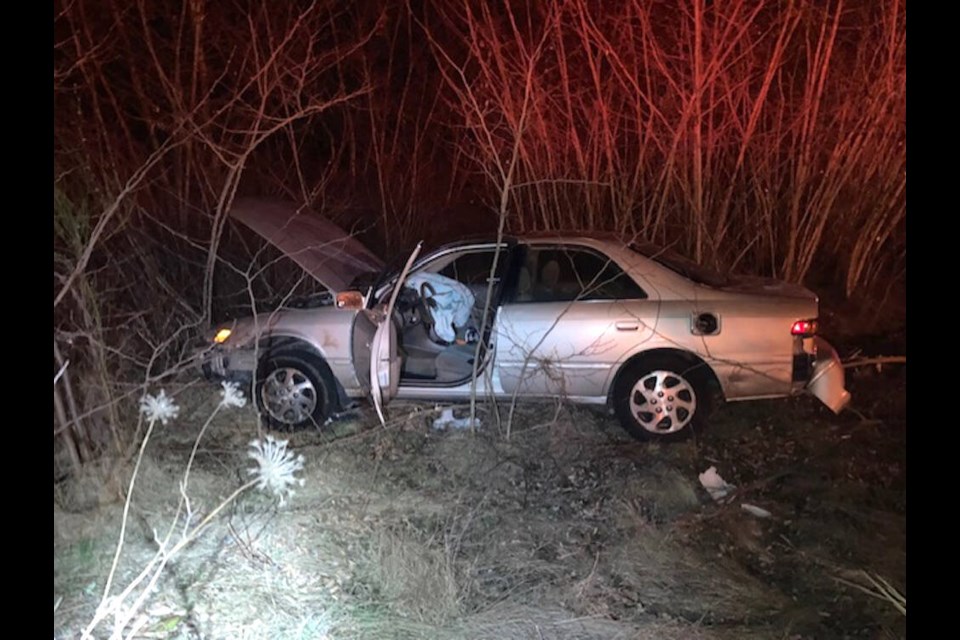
[[391, 248, 505, 385]]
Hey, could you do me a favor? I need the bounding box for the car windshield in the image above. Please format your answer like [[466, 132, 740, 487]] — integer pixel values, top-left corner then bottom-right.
[[629, 242, 730, 288], [349, 241, 430, 301], [348, 260, 395, 296], [356, 239, 504, 302]]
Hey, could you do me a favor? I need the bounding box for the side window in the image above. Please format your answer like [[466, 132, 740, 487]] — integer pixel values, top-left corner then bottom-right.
[[511, 246, 647, 303], [438, 250, 498, 285]]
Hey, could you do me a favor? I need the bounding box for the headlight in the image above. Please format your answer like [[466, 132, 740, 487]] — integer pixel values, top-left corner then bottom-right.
[[213, 328, 233, 344]]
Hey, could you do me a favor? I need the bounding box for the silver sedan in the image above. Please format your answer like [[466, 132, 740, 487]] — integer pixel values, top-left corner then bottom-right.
[[200, 198, 849, 441]]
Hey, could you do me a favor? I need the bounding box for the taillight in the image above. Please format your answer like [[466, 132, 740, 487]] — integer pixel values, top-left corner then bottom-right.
[[790, 319, 818, 337]]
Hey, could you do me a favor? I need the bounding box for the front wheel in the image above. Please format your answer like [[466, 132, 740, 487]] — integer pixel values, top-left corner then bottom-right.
[[613, 356, 712, 442], [256, 352, 333, 430]]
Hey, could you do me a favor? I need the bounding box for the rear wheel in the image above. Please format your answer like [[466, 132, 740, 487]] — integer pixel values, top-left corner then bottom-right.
[[613, 355, 712, 442], [256, 352, 334, 430]]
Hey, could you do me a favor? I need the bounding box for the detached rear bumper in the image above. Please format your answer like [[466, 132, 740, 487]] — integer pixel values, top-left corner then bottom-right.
[[806, 337, 851, 413]]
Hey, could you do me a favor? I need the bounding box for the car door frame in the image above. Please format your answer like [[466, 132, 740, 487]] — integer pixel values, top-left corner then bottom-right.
[[360, 240, 520, 402], [351, 243, 423, 422], [493, 241, 657, 401]]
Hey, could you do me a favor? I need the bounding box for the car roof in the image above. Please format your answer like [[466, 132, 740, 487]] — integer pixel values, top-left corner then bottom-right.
[[427, 230, 629, 250], [512, 230, 625, 242]]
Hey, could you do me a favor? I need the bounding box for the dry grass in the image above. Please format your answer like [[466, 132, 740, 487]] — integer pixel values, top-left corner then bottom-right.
[[834, 570, 905, 617], [610, 519, 787, 624], [54, 388, 904, 639], [454, 603, 722, 640], [372, 526, 462, 625], [617, 464, 703, 524]]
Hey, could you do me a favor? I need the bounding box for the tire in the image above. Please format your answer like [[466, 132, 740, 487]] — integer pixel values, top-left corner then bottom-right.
[[255, 351, 334, 430], [613, 355, 713, 442]]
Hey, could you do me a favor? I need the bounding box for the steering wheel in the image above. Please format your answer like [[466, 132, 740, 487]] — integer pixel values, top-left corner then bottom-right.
[[418, 281, 438, 326], [418, 281, 451, 345]]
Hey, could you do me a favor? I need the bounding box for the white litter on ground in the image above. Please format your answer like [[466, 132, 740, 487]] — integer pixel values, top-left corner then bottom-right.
[[698, 466, 736, 501], [740, 503, 773, 518], [432, 407, 480, 430]]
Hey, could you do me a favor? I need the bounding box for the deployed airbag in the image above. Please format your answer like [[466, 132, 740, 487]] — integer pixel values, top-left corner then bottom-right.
[[405, 272, 475, 343]]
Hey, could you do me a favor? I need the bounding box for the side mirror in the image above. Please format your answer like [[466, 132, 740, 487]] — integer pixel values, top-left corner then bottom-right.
[[336, 290, 365, 310]]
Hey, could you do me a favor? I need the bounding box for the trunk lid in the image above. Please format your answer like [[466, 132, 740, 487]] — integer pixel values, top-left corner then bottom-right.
[[719, 275, 818, 301]]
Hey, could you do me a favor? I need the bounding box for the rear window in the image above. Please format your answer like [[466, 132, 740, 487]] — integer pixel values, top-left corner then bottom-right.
[[629, 242, 729, 288]]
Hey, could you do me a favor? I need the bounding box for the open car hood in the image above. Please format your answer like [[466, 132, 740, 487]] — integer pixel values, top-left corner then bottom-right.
[[230, 198, 384, 293]]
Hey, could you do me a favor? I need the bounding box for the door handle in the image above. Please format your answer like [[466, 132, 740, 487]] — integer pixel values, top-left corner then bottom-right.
[[616, 321, 639, 331]]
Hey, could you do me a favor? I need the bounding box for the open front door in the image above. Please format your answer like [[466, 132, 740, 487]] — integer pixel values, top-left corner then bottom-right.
[[352, 243, 423, 424]]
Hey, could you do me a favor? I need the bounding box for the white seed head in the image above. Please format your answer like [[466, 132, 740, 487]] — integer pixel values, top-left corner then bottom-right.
[[138, 389, 179, 425], [219, 381, 247, 409], [247, 436, 306, 505]]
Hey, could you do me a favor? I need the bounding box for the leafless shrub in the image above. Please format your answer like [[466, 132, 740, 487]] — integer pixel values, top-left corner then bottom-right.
[[420, 0, 904, 289], [54, 0, 377, 464]]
